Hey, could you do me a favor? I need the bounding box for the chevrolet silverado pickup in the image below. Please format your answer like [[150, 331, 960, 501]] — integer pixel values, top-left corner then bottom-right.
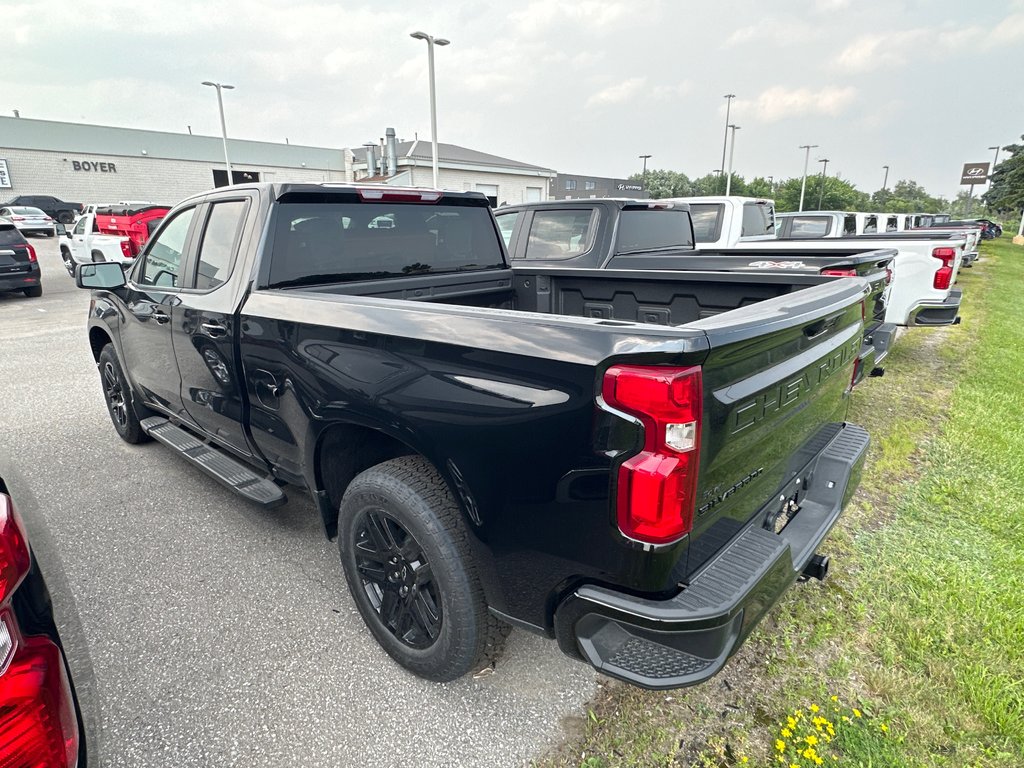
[[495, 198, 896, 371], [79, 183, 870, 690]]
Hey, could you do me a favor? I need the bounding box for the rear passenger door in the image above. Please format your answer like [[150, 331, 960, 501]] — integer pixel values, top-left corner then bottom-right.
[[172, 194, 255, 457]]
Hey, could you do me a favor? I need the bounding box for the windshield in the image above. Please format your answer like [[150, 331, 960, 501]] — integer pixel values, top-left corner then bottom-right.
[[9, 207, 46, 216], [617, 209, 693, 252], [269, 202, 505, 288]]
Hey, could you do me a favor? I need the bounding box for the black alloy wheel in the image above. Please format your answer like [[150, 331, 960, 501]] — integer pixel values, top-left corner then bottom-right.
[[97, 345, 152, 444], [338, 456, 508, 682], [57, 211, 74, 224], [354, 509, 441, 649]]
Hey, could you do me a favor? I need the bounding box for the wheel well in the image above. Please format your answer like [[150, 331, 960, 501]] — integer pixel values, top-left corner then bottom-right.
[[316, 424, 417, 537], [88, 327, 111, 361], [90, 250, 104, 262]]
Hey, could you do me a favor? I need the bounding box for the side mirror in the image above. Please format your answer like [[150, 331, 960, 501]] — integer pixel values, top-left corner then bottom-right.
[[76, 262, 126, 290]]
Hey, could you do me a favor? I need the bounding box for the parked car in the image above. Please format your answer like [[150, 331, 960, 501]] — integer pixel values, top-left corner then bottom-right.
[[0, 206, 56, 237], [0, 455, 101, 766], [0, 222, 42, 298], [972, 218, 1003, 238], [61, 206, 169, 276], [78, 182, 871, 690], [0, 196, 83, 224]]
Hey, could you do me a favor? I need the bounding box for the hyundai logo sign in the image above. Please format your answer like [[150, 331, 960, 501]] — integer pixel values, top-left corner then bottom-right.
[[960, 162, 991, 184]]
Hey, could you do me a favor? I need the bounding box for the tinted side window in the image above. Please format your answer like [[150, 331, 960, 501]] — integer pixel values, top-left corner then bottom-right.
[[741, 203, 773, 237], [495, 211, 519, 250], [843, 215, 857, 235], [617, 210, 692, 252], [688, 204, 724, 243], [525, 210, 595, 259], [194, 200, 247, 290], [140, 208, 196, 288], [73, 217, 89, 235], [863, 216, 878, 234]]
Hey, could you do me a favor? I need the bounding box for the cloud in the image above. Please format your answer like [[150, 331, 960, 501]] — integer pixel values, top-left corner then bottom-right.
[[835, 12, 1024, 72], [724, 20, 814, 47], [585, 78, 647, 108], [508, 0, 634, 37], [730, 86, 858, 123]]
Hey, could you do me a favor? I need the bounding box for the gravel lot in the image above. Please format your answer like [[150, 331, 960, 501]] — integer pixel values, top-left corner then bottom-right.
[[1, 236, 597, 767]]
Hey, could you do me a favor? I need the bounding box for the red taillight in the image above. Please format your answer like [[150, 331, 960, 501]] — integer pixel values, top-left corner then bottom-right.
[[885, 267, 893, 285], [0, 495, 31, 606], [11, 217, 25, 222], [26, 245, 37, 263], [932, 247, 956, 290], [0, 633, 79, 768], [356, 188, 442, 203], [602, 365, 702, 545], [120, 239, 135, 259], [820, 268, 858, 277]]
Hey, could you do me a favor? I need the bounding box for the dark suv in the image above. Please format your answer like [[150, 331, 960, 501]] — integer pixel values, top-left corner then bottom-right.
[[0, 222, 42, 298], [1, 196, 83, 224]]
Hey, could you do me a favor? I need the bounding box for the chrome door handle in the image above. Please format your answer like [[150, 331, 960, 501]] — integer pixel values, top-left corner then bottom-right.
[[201, 322, 228, 338]]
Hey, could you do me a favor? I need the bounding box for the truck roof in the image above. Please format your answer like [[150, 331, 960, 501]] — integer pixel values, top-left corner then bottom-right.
[[178, 182, 493, 207]]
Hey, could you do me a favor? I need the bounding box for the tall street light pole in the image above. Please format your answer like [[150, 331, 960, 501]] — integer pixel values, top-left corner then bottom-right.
[[725, 125, 740, 196], [639, 154, 652, 195], [798, 144, 819, 212], [719, 94, 735, 180], [817, 158, 830, 210], [882, 165, 889, 191], [410, 31, 450, 189], [202, 81, 235, 185]]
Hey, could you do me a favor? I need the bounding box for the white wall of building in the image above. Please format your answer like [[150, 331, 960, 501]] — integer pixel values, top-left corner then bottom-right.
[[404, 166, 549, 204], [0, 147, 345, 206]]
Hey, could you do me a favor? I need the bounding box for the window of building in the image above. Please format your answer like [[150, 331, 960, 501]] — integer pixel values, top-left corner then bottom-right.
[[525, 187, 542, 202], [565, 179, 577, 191], [584, 181, 596, 190]]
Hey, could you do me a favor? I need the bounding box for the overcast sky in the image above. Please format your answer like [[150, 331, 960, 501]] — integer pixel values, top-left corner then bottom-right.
[[6, 0, 1022, 198]]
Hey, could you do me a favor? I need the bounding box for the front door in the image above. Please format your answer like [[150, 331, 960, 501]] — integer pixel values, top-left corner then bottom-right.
[[172, 196, 254, 456], [119, 205, 199, 418]]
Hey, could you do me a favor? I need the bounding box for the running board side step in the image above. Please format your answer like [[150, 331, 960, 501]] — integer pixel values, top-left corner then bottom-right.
[[140, 417, 287, 508]]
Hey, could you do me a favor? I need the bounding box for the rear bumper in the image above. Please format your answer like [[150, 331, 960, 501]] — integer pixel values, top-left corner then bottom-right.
[[909, 288, 962, 326], [553, 423, 869, 690], [0, 263, 41, 292], [867, 322, 897, 365]]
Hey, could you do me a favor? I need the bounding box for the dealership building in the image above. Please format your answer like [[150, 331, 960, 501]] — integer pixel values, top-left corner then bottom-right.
[[0, 116, 555, 207]]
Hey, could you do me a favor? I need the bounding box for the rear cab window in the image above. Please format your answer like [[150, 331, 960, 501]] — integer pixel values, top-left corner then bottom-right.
[[523, 209, 597, 260], [787, 216, 832, 237], [267, 200, 505, 287], [616, 209, 693, 252], [0, 225, 26, 246]]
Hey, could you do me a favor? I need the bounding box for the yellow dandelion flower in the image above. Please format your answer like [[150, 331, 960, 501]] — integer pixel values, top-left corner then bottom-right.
[[853, 708, 862, 718], [880, 723, 889, 733], [829, 695, 838, 702], [795, 709, 804, 718], [781, 728, 792, 738], [814, 757, 824, 766], [810, 704, 820, 713], [741, 758, 749, 764], [776, 739, 786, 752], [802, 747, 816, 759], [805, 735, 818, 746], [787, 717, 797, 730], [842, 716, 851, 723]]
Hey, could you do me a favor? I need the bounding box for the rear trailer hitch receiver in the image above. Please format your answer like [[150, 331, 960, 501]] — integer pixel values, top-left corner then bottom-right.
[[801, 553, 830, 581]]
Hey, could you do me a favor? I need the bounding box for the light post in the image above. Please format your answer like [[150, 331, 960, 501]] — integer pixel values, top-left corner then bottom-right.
[[817, 158, 830, 209], [638, 154, 652, 195], [201, 81, 235, 185], [798, 144, 819, 211], [725, 125, 740, 196], [719, 94, 736, 181], [410, 31, 450, 189], [882, 165, 889, 191], [988, 145, 1001, 172]]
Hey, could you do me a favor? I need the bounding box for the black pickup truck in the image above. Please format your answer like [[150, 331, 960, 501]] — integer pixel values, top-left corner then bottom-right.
[[496, 198, 897, 374], [78, 183, 870, 690]]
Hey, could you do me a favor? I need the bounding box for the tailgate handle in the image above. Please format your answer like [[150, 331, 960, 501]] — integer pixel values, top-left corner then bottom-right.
[[804, 314, 841, 339]]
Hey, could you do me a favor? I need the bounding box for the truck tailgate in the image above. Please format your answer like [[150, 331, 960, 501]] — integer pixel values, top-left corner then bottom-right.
[[683, 278, 866, 576]]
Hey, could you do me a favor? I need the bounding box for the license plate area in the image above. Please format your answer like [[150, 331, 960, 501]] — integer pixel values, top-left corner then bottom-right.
[[763, 475, 804, 534]]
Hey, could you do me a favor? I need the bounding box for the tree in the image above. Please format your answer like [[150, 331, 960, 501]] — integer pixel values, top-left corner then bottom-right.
[[773, 175, 867, 212], [627, 169, 693, 199], [746, 176, 775, 199], [983, 136, 1024, 218], [687, 172, 748, 197]]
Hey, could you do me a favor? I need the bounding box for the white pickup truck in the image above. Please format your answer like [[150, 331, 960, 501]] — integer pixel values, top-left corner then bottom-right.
[[59, 205, 168, 276], [658, 199, 964, 327], [777, 211, 982, 268], [666, 196, 777, 247]]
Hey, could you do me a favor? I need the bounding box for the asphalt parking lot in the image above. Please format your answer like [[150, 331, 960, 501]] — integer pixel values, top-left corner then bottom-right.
[[1, 236, 597, 767]]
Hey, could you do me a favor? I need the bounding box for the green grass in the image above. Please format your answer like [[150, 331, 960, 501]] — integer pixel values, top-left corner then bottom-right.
[[538, 238, 1024, 768]]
